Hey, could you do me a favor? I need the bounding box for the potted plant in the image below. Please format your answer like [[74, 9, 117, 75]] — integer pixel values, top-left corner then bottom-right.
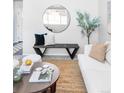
[[76, 12, 100, 44]]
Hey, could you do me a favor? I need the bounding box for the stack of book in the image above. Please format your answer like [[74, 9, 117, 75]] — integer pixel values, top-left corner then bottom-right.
[[20, 62, 34, 74], [29, 66, 54, 82]]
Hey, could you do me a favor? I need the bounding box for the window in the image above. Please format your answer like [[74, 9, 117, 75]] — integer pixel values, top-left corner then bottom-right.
[[43, 9, 67, 25]]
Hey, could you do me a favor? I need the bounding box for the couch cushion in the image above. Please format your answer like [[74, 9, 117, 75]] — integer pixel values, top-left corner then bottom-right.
[[78, 54, 111, 93], [78, 54, 110, 70], [84, 69, 111, 93], [89, 43, 107, 62]]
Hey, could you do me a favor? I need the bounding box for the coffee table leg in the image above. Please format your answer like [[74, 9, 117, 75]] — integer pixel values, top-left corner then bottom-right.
[[50, 82, 56, 93], [42, 90, 47, 93]]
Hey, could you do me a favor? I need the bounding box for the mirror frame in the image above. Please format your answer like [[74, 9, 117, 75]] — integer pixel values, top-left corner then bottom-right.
[[42, 4, 71, 33]]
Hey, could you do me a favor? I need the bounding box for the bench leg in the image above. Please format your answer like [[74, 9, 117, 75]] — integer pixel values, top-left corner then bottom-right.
[[33, 48, 47, 58], [66, 47, 79, 59]]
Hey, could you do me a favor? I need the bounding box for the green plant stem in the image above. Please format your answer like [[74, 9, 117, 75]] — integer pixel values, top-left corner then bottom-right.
[[87, 35, 90, 44], [87, 31, 92, 44]]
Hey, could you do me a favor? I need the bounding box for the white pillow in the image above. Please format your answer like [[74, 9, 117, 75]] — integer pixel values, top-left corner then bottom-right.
[[44, 33, 55, 45], [84, 44, 92, 55], [106, 49, 111, 65], [105, 41, 111, 52], [104, 41, 111, 64]]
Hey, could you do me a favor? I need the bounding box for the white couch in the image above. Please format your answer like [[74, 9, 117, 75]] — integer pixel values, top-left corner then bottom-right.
[[78, 44, 111, 93]]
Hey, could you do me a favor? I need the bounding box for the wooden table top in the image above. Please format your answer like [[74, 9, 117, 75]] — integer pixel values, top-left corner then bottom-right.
[[13, 62, 60, 93], [33, 43, 79, 48]]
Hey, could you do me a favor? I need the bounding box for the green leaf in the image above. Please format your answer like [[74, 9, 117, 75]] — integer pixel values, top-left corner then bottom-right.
[[76, 11, 100, 37]]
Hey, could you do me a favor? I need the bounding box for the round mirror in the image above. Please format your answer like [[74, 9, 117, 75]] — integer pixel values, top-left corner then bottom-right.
[[43, 5, 70, 33]]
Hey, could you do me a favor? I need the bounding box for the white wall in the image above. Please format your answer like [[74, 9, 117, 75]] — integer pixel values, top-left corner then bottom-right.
[[98, 0, 111, 42], [23, 0, 100, 55]]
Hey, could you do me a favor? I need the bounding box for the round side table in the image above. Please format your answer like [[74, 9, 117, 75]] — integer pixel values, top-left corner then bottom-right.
[[13, 62, 60, 93]]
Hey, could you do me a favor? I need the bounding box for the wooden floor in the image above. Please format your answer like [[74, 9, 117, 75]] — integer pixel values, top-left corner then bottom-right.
[[44, 59, 87, 93]]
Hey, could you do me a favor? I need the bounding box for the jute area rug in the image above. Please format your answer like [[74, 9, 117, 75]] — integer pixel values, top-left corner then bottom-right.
[[45, 60, 87, 93]]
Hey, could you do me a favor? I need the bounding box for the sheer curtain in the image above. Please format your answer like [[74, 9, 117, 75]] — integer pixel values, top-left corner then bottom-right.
[[13, 0, 23, 43]]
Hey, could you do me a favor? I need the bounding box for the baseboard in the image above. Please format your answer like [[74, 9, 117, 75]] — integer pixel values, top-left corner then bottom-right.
[[23, 53, 78, 56], [22, 53, 78, 61], [44, 54, 69, 56]]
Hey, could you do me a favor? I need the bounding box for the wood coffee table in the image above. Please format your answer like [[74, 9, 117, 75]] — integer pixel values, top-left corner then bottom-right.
[[13, 62, 60, 93]]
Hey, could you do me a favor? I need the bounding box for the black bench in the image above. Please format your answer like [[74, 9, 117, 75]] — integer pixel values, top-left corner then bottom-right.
[[33, 44, 79, 59]]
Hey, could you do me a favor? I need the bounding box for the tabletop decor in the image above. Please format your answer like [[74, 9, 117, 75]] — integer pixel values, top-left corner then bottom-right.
[[29, 65, 54, 82], [13, 67, 22, 83]]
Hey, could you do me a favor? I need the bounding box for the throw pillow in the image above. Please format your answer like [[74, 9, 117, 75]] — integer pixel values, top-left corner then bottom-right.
[[106, 49, 111, 65], [34, 34, 45, 45], [89, 43, 107, 62], [105, 42, 111, 65], [44, 33, 55, 45]]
